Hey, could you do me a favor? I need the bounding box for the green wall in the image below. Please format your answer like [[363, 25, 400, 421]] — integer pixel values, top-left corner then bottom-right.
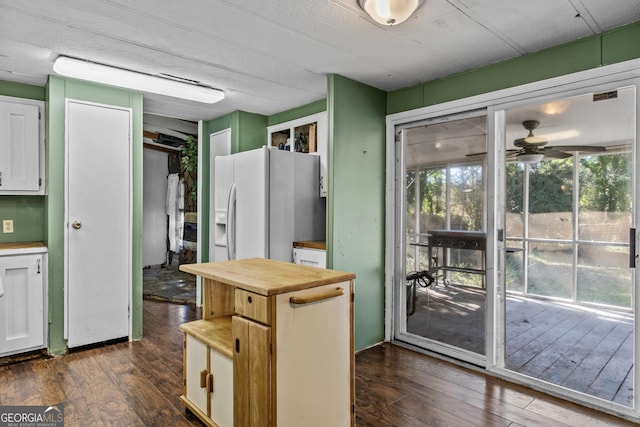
[[0, 80, 45, 101], [327, 75, 387, 351], [0, 81, 46, 244], [46, 75, 144, 355], [0, 197, 44, 242], [388, 21, 640, 114], [267, 99, 326, 126], [198, 111, 267, 261]]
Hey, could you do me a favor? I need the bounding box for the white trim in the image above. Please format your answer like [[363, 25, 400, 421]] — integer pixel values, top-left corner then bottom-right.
[[196, 121, 204, 306]]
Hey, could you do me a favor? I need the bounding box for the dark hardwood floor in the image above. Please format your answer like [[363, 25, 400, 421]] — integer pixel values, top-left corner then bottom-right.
[[0, 300, 637, 426]]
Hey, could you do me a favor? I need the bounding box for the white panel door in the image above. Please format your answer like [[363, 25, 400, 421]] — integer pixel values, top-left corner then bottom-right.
[[66, 100, 131, 348]]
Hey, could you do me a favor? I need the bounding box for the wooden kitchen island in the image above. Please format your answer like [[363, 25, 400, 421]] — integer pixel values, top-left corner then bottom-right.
[[179, 257, 356, 427]]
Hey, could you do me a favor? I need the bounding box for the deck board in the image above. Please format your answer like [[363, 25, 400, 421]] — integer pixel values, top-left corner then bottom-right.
[[406, 284, 634, 406]]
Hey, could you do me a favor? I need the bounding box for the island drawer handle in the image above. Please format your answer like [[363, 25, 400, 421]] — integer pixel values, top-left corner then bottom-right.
[[289, 287, 344, 305]]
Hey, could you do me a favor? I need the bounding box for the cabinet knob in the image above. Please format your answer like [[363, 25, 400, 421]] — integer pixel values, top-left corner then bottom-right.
[[72, 221, 82, 230]]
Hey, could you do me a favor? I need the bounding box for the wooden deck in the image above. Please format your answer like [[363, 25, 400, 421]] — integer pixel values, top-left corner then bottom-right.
[[407, 284, 634, 406]]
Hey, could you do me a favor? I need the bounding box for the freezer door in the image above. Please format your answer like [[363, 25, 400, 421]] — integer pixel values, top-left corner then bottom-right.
[[213, 155, 234, 261], [270, 150, 325, 262], [233, 148, 269, 259]]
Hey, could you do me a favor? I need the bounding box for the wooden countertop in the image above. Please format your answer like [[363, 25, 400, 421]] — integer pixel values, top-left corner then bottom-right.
[[180, 318, 232, 358], [180, 257, 355, 296], [0, 241, 47, 255], [293, 240, 326, 250]]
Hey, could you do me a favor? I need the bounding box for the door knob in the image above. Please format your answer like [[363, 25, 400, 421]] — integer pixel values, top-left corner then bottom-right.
[[72, 221, 82, 230]]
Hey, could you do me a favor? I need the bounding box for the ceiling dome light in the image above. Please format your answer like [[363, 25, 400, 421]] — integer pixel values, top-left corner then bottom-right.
[[358, 0, 424, 26]]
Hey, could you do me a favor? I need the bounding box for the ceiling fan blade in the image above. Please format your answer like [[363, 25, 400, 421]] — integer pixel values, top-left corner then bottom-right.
[[465, 151, 486, 157], [467, 149, 520, 158], [542, 149, 572, 159], [546, 145, 606, 152], [524, 135, 548, 144], [514, 137, 547, 148]]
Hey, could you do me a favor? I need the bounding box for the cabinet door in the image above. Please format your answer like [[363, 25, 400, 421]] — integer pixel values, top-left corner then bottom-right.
[[275, 282, 353, 426], [0, 254, 45, 356], [233, 316, 272, 427], [209, 347, 233, 427], [0, 100, 40, 192], [184, 334, 209, 416]]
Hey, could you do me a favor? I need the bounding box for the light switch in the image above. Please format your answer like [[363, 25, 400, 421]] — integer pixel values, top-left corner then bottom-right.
[[2, 220, 13, 233]]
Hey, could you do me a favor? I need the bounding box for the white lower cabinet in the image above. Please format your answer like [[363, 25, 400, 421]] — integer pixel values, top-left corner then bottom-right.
[[182, 319, 233, 427], [0, 247, 47, 357]]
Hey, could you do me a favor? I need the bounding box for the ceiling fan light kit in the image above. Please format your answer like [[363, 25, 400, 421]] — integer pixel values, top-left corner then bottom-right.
[[53, 56, 225, 104], [358, 0, 424, 26], [467, 119, 607, 162], [516, 152, 544, 163]]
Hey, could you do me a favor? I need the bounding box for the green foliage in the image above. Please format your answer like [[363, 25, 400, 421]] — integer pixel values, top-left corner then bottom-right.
[[528, 159, 573, 214], [506, 163, 524, 213], [181, 135, 198, 201], [506, 159, 573, 214], [579, 154, 632, 212], [506, 152, 631, 215]]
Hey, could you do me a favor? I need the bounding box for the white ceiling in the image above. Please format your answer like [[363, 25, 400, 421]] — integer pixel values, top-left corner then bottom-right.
[[404, 86, 636, 167], [0, 0, 639, 123]]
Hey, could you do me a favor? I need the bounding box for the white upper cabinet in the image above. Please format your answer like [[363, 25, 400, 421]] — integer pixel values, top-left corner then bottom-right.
[[0, 96, 45, 195], [267, 112, 328, 197]]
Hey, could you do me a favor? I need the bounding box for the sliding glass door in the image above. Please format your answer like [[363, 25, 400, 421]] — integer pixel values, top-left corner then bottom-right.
[[500, 86, 636, 406], [390, 69, 640, 417], [396, 111, 489, 364]]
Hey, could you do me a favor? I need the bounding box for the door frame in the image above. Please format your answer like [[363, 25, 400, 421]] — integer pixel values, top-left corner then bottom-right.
[[63, 98, 133, 343], [385, 58, 640, 418]]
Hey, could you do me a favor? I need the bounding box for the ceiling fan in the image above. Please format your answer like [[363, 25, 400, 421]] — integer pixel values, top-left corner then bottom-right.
[[468, 120, 606, 162]]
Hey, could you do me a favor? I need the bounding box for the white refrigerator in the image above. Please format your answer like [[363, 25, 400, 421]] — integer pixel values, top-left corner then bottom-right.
[[213, 147, 325, 262]]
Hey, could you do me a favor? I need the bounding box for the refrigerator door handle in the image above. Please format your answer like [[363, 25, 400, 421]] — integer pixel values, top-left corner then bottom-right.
[[227, 183, 237, 260]]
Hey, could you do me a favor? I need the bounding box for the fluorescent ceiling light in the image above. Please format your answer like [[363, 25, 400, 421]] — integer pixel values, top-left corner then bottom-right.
[[53, 56, 224, 104], [358, 0, 424, 26]]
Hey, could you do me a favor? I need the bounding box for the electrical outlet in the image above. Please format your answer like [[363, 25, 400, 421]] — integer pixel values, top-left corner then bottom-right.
[[3, 220, 13, 233]]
